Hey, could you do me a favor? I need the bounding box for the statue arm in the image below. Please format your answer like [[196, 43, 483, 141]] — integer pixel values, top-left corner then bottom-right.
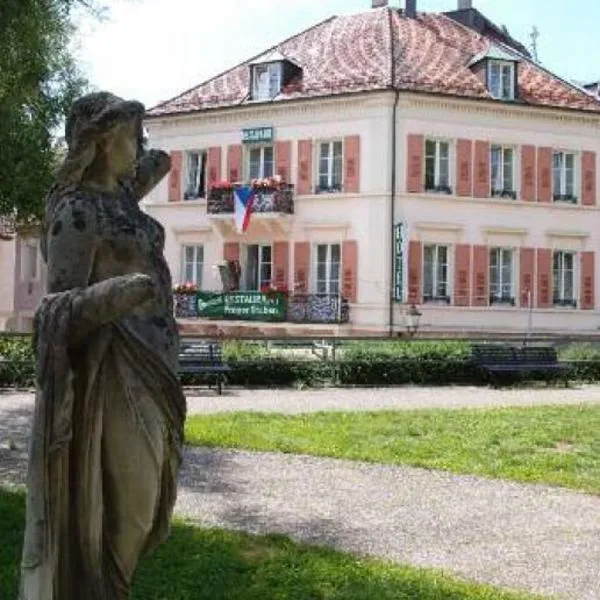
[[131, 150, 171, 202], [46, 201, 98, 294]]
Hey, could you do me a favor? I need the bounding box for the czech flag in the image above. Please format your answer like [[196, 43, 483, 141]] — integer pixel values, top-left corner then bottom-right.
[[234, 186, 255, 234]]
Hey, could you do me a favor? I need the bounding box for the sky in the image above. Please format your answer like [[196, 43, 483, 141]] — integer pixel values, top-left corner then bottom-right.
[[73, 0, 599, 109]]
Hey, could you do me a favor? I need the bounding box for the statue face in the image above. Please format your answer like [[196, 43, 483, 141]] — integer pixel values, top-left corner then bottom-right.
[[105, 122, 139, 179]]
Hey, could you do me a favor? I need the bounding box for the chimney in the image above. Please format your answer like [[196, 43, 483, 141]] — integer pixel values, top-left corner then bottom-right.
[[372, 0, 388, 7], [458, 0, 472, 8], [405, 0, 416, 18]]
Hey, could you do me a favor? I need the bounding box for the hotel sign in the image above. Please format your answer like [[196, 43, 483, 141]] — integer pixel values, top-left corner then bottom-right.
[[242, 127, 274, 144]]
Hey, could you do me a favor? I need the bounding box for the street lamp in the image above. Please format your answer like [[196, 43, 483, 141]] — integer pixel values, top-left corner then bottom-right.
[[406, 304, 422, 336]]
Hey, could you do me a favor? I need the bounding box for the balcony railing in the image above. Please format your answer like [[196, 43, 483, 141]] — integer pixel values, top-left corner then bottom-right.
[[207, 183, 295, 215], [174, 291, 349, 324]]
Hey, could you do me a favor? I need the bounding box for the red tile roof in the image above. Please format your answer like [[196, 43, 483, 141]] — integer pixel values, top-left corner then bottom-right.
[[147, 7, 600, 117]]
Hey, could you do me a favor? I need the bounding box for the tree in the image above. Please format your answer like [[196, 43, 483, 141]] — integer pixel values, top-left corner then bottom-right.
[[0, 0, 99, 224]]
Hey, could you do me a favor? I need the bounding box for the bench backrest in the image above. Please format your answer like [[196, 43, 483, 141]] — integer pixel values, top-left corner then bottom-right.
[[472, 344, 558, 365], [179, 341, 223, 364], [471, 345, 518, 365], [517, 346, 558, 364]]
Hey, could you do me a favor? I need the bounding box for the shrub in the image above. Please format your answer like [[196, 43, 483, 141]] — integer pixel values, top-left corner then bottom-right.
[[559, 343, 600, 382], [0, 335, 35, 387]]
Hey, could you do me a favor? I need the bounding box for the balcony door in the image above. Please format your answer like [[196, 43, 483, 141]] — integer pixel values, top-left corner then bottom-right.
[[243, 244, 272, 291]]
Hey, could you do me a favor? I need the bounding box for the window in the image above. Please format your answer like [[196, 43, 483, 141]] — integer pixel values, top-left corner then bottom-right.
[[245, 244, 272, 290], [489, 248, 514, 304], [317, 141, 343, 192], [184, 151, 207, 200], [423, 245, 450, 303], [552, 151, 577, 202], [425, 140, 451, 193], [490, 146, 516, 198], [315, 244, 341, 295], [488, 61, 515, 100], [553, 251, 576, 307], [21, 239, 39, 282], [248, 146, 274, 180], [252, 63, 281, 101], [182, 245, 203, 287]]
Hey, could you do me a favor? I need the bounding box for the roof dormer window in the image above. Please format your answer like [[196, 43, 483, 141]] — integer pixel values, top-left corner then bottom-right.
[[252, 63, 282, 101], [488, 60, 515, 100]]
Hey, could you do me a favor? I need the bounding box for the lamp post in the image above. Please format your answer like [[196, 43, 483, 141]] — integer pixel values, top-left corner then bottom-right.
[[406, 304, 422, 337]]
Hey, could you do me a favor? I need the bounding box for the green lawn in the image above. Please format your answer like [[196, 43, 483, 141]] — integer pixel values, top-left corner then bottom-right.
[[185, 405, 600, 494], [0, 487, 540, 600]]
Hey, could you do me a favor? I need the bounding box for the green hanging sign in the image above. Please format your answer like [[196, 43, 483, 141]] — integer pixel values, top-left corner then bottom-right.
[[242, 127, 274, 144], [196, 291, 286, 321], [394, 222, 404, 302]]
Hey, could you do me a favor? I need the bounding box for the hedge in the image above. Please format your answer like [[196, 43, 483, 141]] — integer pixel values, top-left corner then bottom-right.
[[3, 336, 600, 388]]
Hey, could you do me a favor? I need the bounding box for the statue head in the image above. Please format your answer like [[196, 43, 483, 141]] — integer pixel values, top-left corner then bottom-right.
[[57, 91, 146, 190]]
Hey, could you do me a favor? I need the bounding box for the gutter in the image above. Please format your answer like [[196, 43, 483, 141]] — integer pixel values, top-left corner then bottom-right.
[[388, 6, 399, 338]]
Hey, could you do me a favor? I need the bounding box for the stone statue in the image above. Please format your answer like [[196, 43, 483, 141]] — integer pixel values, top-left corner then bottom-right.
[[19, 92, 187, 599]]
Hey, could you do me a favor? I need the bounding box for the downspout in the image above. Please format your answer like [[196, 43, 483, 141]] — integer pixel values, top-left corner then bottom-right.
[[388, 7, 400, 337], [389, 90, 400, 337]]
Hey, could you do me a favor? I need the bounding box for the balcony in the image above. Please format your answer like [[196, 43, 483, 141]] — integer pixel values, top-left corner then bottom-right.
[[174, 291, 349, 325], [207, 180, 294, 235]]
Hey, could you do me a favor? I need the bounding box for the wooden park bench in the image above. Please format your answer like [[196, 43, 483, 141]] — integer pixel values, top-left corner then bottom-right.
[[178, 340, 231, 395], [471, 344, 571, 387]]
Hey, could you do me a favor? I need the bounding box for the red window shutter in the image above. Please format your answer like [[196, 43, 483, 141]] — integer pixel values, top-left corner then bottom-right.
[[581, 251, 595, 310], [275, 141, 291, 183], [520, 145, 536, 201], [473, 141, 490, 198], [582, 151, 596, 206], [519, 248, 535, 307], [537, 147, 552, 203], [227, 145, 242, 183], [344, 135, 360, 193], [536, 249, 552, 308], [207, 146, 222, 189], [456, 139, 472, 197], [453, 244, 471, 306], [408, 241, 422, 304], [297, 140, 312, 195], [406, 134, 424, 193], [471, 245, 489, 306], [342, 240, 358, 303], [168, 150, 182, 202], [223, 242, 239, 263], [294, 242, 310, 293], [273, 242, 289, 291]]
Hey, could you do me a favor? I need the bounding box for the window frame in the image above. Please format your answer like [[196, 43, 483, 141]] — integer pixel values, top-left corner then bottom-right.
[[489, 247, 515, 305], [552, 150, 578, 203], [490, 145, 517, 199], [251, 63, 282, 101], [313, 243, 342, 296], [184, 150, 207, 200], [246, 144, 275, 181], [422, 244, 451, 304], [316, 140, 344, 193], [243, 244, 273, 291], [488, 60, 515, 101], [424, 139, 452, 194], [552, 250, 577, 308], [181, 244, 204, 287]]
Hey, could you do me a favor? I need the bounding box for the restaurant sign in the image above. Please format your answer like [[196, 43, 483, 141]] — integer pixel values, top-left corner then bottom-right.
[[197, 291, 286, 321], [242, 127, 274, 144]]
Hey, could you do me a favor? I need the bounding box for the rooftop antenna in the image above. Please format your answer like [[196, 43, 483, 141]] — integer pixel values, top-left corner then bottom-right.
[[529, 26, 540, 62]]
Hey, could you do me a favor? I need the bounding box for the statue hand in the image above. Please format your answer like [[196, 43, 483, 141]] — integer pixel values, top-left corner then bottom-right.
[[133, 150, 171, 201]]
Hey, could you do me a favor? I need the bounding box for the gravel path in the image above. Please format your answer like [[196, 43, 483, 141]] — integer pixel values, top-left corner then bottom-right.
[[179, 447, 600, 600], [183, 384, 600, 414], [2, 387, 600, 599]]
